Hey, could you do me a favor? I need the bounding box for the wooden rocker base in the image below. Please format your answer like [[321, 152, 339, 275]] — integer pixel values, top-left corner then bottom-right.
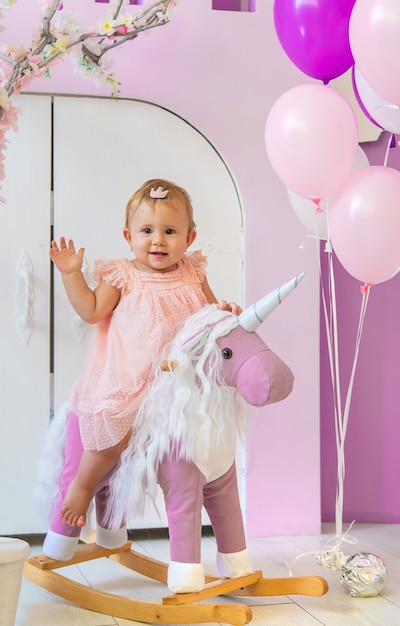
[[24, 541, 329, 625]]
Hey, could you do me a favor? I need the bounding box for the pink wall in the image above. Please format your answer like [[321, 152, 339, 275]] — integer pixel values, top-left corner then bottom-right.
[[2, 1, 321, 536], [321, 131, 400, 524]]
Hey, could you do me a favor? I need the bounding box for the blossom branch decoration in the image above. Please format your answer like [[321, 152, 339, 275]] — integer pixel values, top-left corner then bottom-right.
[[0, 0, 176, 201]]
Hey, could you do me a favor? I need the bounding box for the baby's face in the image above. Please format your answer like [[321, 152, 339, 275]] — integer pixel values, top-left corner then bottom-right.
[[123, 200, 196, 273]]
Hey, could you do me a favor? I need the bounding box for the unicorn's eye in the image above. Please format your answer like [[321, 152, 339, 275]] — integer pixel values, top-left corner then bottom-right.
[[221, 347, 233, 359]]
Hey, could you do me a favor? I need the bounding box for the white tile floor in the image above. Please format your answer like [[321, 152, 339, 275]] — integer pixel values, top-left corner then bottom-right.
[[13, 523, 400, 625]]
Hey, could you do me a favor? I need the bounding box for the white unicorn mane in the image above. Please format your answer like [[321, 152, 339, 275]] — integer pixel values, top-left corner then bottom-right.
[[106, 304, 247, 527]]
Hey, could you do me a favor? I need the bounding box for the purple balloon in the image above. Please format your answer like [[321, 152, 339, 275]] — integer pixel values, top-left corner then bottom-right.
[[273, 0, 356, 84]]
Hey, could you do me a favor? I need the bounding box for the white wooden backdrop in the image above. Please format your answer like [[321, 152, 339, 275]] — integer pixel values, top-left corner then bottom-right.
[[0, 94, 243, 533], [1, 95, 52, 534]]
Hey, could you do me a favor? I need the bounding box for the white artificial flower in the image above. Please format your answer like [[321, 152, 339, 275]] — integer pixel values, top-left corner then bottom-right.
[[91, 56, 114, 88], [94, 13, 116, 36], [53, 9, 82, 35], [68, 46, 84, 71], [53, 35, 69, 53], [69, 45, 114, 89], [0, 0, 17, 9], [91, 68, 110, 89], [155, 10, 169, 24], [116, 13, 134, 28]]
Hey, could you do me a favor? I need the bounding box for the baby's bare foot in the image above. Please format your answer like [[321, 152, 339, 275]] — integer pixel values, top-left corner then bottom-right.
[[61, 478, 93, 527]]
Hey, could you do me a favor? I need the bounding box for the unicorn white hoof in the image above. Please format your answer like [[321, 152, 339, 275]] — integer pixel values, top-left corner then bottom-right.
[[167, 561, 205, 592], [43, 530, 79, 561], [43, 525, 128, 562], [216, 548, 254, 578], [95, 525, 128, 550]]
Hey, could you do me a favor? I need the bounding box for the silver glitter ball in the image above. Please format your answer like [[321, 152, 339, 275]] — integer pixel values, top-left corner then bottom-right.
[[340, 552, 387, 597]]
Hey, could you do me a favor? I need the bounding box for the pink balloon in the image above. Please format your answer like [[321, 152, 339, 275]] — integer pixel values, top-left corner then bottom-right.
[[329, 166, 400, 285], [349, 0, 400, 106], [288, 146, 369, 240], [265, 84, 359, 202]]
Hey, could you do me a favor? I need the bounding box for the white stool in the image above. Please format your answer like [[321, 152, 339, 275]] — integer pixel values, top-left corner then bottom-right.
[[0, 537, 30, 626]]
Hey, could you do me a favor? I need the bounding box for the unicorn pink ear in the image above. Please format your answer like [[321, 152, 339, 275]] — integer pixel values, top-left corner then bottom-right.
[[238, 272, 305, 332]]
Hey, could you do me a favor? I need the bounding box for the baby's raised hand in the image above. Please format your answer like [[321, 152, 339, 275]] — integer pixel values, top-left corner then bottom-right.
[[49, 237, 85, 275], [217, 300, 242, 315]]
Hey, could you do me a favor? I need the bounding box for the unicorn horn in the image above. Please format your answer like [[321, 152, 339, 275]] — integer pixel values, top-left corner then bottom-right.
[[238, 272, 305, 332]]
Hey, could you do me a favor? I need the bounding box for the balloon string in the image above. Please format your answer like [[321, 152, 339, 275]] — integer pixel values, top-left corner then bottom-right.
[[287, 520, 357, 575], [318, 227, 345, 552], [319, 236, 370, 555], [335, 288, 369, 551], [383, 132, 394, 167], [318, 207, 343, 495]]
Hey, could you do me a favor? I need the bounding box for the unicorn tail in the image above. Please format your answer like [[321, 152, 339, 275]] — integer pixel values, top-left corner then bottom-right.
[[103, 425, 164, 530], [34, 403, 70, 525]]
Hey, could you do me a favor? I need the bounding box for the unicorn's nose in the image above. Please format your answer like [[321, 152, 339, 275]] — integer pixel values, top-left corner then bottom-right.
[[233, 349, 294, 407]]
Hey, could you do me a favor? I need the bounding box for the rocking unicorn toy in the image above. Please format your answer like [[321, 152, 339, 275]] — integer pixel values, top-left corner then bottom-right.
[[26, 272, 328, 625]]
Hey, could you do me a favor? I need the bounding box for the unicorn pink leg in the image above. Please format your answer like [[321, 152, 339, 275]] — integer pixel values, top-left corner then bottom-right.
[[43, 411, 127, 561], [157, 457, 253, 592], [93, 481, 129, 550], [157, 456, 207, 592], [203, 462, 253, 578]]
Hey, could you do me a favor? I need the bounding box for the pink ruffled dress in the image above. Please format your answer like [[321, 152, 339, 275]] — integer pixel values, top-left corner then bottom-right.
[[69, 251, 209, 451]]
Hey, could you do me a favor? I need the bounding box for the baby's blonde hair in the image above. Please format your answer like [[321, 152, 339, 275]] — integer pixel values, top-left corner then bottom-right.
[[124, 178, 196, 231]]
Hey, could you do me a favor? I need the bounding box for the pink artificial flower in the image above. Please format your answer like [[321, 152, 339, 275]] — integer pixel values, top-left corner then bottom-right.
[[39, 0, 57, 15], [12, 73, 34, 96], [27, 55, 45, 74], [0, 105, 20, 132], [0, 62, 13, 84], [115, 25, 128, 35]]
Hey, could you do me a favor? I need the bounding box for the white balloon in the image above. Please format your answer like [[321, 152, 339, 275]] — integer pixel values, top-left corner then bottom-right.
[[350, 143, 370, 170], [353, 65, 400, 134], [288, 145, 370, 240], [287, 190, 329, 240]]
